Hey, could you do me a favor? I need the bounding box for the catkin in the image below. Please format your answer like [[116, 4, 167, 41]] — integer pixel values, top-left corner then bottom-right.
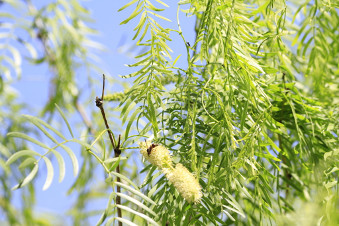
[[139, 141, 202, 204], [165, 163, 202, 204], [139, 141, 173, 169]]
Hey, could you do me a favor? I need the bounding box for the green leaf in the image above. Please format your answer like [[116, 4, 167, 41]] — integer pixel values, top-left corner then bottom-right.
[[109, 172, 139, 190], [172, 54, 181, 66], [6, 150, 40, 165], [21, 41, 38, 58], [148, 11, 171, 22], [116, 204, 159, 226], [96, 210, 107, 226], [124, 107, 141, 140], [104, 156, 127, 164], [25, 116, 67, 140], [118, 0, 138, 12], [116, 192, 158, 217], [324, 149, 339, 161], [121, 99, 136, 121], [96, 192, 115, 226], [7, 45, 22, 75], [222, 209, 235, 221], [19, 157, 36, 169], [89, 129, 108, 149], [55, 104, 74, 138], [115, 181, 156, 205], [0, 143, 11, 158], [0, 159, 10, 175], [114, 217, 138, 226], [146, 0, 164, 11], [133, 11, 147, 38], [12, 164, 39, 190], [138, 23, 150, 43], [7, 132, 49, 149], [60, 145, 79, 177], [225, 193, 245, 218], [324, 181, 338, 189], [42, 156, 54, 190], [51, 150, 66, 183], [147, 94, 159, 135], [72, 139, 92, 150], [107, 156, 122, 172], [154, 0, 169, 7], [23, 115, 59, 144], [120, 3, 143, 25]]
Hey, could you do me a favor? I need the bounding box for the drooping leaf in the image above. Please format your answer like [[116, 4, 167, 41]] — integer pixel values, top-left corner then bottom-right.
[[12, 164, 39, 190], [42, 156, 54, 190], [55, 104, 74, 138]]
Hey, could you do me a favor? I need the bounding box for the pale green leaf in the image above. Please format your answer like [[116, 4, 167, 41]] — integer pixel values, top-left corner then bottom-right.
[[118, 0, 138, 12], [12, 164, 39, 190], [55, 104, 74, 138], [120, 3, 143, 25], [23, 115, 58, 144], [42, 156, 54, 190], [104, 156, 127, 164], [154, 0, 169, 7], [19, 157, 36, 169], [0, 143, 11, 158], [115, 181, 156, 205], [6, 150, 40, 165], [115, 192, 158, 217], [109, 172, 139, 190], [148, 11, 171, 22], [125, 107, 141, 139], [51, 150, 66, 183], [7, 132, 49, 149], [114, 217, 138, 226], [24, 115, 67, 140], [116, 204, 159, 226], [60, 145, 79, 177], [223, 210, 235, 221]]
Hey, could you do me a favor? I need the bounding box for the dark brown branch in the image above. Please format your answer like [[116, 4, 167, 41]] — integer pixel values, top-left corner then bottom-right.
[[95, 74, 122, 225], [114, 135, 122, 223], [95, 97, 116, 148]]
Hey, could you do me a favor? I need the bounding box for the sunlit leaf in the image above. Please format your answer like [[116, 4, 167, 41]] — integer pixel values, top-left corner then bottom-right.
[[12, 164, 39, 190], [55, 104, 74, 138], [42, 156, 54, 190]]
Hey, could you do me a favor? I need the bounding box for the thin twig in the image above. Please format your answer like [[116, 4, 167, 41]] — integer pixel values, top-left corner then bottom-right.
[[95, 75, 116, 148], [75, 101, 96, 135], [95, 74, 122, 225]]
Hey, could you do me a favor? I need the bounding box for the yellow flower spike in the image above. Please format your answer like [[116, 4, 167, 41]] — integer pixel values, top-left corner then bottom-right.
[[139, 142, 202, 204], [165, 163, 202, 204], [139, 141, 173, 169]]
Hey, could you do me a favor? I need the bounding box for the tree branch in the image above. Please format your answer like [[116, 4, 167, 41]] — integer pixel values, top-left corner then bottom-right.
[[95, 74, 122, 225]]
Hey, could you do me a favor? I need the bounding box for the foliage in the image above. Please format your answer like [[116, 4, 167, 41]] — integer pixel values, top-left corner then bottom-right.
[[1, 0, 338, 225]]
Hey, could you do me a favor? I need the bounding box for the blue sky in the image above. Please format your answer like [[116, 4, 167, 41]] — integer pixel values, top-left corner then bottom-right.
[[1, 0, 196, 224]]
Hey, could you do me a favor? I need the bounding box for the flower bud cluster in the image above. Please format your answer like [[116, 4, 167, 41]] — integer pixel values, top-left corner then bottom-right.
[[139, 141, 202, 204]]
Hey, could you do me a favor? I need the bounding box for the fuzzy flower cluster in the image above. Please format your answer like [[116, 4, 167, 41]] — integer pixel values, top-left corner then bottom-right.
[[139, 141, 173, 169], [139, 141, 202, 204], [165, 164, 202, 204]]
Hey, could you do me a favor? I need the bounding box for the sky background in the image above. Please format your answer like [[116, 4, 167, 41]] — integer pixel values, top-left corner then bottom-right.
[[1, 0, 196, 224]]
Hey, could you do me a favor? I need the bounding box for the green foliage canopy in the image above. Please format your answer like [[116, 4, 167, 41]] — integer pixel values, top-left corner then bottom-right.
[[1, 0, 338, 225]]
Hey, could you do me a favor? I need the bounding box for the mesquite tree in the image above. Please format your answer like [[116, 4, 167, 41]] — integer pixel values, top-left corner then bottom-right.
[[1, 0, 338, 225]]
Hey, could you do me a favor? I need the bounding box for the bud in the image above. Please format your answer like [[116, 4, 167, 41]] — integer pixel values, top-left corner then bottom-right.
[[139, 141, 173, 169], [165, 163, 202, 204]]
